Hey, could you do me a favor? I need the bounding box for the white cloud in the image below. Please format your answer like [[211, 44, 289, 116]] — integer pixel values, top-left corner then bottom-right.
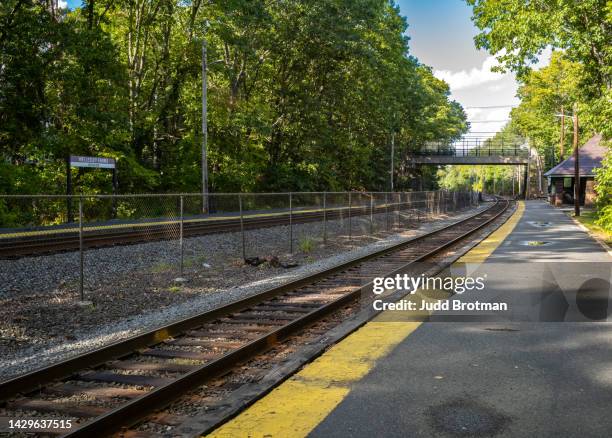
[[435, 46, 553, 93], [434, 55, 507, 91], [487, 83, 507, 92], [464, 107, 513, 137], [58, 0, 68, 9]]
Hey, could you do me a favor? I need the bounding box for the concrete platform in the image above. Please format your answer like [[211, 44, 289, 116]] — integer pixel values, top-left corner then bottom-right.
[[207, 201, 612, 438]]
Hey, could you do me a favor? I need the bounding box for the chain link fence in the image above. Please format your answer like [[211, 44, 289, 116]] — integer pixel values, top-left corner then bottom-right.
[[0, 189, 480, 297], [1, 191, 480, 289], [0, 190, 479, 366]]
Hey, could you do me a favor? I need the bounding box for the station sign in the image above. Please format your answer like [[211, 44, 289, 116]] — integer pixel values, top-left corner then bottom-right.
[[70, 155, 116, 169]]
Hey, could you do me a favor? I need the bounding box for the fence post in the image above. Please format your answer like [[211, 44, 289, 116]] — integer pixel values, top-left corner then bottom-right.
[[386, 192, 390, 231], [348, 192, 352, 241], [369, 193, 374, 235], [239, 194, 245, 260], [395, 192, 402, 231], [430, 192, 434, 218], [78, 197, 84, 302], [289, 192, 293, 253], [179, 195, 184, 277], [400, 192, 408, 229], [323, 191, 327, 244]]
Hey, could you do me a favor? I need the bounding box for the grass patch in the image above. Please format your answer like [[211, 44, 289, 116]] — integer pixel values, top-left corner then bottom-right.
[[151, 262, 173, 273], [167, 286, 182, 293], [298, 236, 316, 253], [572, 211, 612, 246]]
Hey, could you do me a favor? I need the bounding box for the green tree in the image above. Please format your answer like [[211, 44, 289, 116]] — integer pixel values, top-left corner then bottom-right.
[[1, 0, 468, 202], [466, 0, 611, 230]]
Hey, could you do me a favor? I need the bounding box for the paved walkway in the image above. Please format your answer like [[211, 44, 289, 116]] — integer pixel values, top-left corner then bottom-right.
[[207, 201, 612, 438]]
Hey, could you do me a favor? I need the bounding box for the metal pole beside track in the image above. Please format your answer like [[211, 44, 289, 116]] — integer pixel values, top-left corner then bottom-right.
[[370, 193, 374, 235], [402, 193, 406, 228], [78, 197, 84, 302], [397, 192, 401, 230], [386, 192, 390, 231], [179, 195, 184, 277], [239, 194, 245, 260], [201, 40, 209, 214], [430, 192, 438, 219], [323, 192, 327, 244], [289, 192, 293, 253], [348, 192, 352, 241]]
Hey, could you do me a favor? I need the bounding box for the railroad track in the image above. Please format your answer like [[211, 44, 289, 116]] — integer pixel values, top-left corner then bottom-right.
[[1, 202, 427, 259], [0, 198, 511, 437]]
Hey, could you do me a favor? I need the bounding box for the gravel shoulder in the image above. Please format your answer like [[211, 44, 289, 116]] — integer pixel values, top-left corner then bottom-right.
[[0, 204, 488, 381]]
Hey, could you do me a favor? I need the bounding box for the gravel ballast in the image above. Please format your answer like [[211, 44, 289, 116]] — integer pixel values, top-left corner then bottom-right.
[[0, 203, 488, 381]]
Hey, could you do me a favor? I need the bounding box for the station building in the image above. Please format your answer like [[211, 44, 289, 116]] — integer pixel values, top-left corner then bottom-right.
[[545, 134, 606, 207]]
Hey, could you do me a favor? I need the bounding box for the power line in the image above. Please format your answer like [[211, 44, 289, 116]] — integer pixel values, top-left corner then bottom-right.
[[463, 105, 518, 109], [468, 119, 511, 123]]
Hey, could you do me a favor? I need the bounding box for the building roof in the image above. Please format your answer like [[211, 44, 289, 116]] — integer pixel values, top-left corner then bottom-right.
[[544, 134, 607, 177]]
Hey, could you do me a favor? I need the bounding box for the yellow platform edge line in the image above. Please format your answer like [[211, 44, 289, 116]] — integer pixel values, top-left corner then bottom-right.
[[456, 200, 524, 264], [205, 201, 525, 438]]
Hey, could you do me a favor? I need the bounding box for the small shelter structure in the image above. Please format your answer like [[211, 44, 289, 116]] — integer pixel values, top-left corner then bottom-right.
[[544, 134, 606, 206]]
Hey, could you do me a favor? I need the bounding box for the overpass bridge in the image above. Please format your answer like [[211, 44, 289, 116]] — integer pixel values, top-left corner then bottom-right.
[[407, 139, 530, 198], [409, 139, 529, 165]]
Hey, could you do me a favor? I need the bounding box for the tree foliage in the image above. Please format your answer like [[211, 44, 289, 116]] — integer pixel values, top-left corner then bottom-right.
[[438, 164, 517, 195], [466, 0, 611, 230], [509, 52, 583, 167], [0, 0, 467, 195]]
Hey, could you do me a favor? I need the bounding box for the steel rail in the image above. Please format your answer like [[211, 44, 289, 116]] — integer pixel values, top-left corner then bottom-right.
[[0, 199, 510, 437], [63, 199, 510, 437], [1, 201, 497, 399]]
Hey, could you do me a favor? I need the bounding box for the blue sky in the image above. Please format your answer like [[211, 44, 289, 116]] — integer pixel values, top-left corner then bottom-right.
[[397, 0, 483, 70], [397, 0, 529, 137]]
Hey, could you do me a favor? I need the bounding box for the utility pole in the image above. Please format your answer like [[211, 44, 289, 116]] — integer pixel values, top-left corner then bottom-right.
[[390, 131, 395, 192], [559, 106, 565, 163], [201, 39, 209, 214], [573, 104, 580, 217]]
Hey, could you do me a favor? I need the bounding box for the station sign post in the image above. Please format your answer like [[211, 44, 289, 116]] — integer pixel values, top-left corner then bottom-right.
[[66, 156, 117, 223]]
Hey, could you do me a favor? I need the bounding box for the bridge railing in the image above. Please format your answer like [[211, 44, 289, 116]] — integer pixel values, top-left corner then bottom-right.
[[412, 139, 528, 157]]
